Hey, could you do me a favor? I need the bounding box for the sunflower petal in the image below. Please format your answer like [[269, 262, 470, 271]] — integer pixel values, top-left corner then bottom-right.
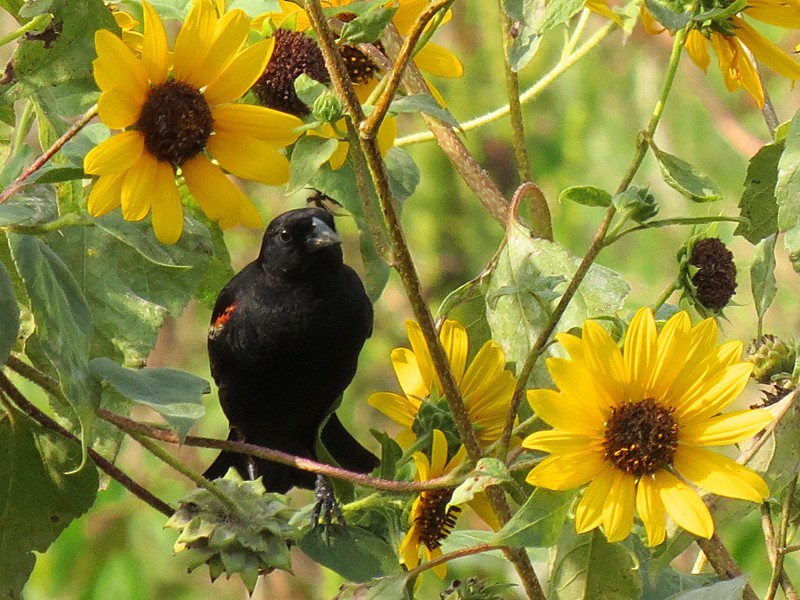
[[121, 153, 160, 221], [87, 173, 124, 217], [93, 29, 148, 94], [141, 1, 169, 85], [204, 39, 275, 105], [84, 131, 144, 176], [674, 445, 769, 502], [654, 470, 714, 539], [193, 8, 250, 87], [406, 321, 435, 395], [413, 42, 464, 78], [207, 132, 290, 185], [602, 469, 636, 543], [440, 320, 468, 384], [673, 362, 754, 423], [636, 475, 666, 547], [734, 17, 800, 80], [526, 451, 605, 490], [522, 430, 601, 455], [624, 307, 657, 399], [390, 347, 428, 399], [172, 0, 216, 86], [212, 104, 302, 144], [97, 87, 142, 130], [461, 341, 504, 400], [575, 465, 616, 533], [680, 409, 772, 446], [429, 429, 448, 477], [150, 160, 184, 244], [527, 388, 605, 436], [368, 391, 418, 427]]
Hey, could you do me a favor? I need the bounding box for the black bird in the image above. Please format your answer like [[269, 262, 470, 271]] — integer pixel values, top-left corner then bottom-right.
[[203, 207, 378, 495]]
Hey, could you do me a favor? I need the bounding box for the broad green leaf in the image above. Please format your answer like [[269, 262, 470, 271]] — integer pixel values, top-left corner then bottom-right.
[[550, 528, 642, 600], [388, 94, 459, 127], [339, 5, 397, 44], [668, 576, 747, 600], [485, 222, 629, 387], [385, 147, 419, 204], [502, 0, 544, 71], [299, 524, 402, 582], [644, 0, 690, 29], [2, 0, 116, 104], [559, 185, 612, 208], [336, 575, 410, 600], [0, 261, 19, 365], [652, 146, 722, 203], [8, 234, 97, 422], [750, 235, 777, 325], [776, 108, 800, 271], [492, 488, 573, 548], [0, 144, 33, 190], [89, 358, 208, 440], [736, 140, 782, 244], [288, 135, 340, 194], [448, 458, 511, 508], [294, 74, 329, 108], [0, 416, 98, 599], [692, 0, 747, 22], [539, 0, 586, 31]]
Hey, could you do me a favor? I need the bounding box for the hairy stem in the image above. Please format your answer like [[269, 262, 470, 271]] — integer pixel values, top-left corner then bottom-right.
[[696, 534, 758, 600]]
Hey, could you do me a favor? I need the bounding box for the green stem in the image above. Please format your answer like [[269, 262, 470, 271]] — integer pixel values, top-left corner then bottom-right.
[[651, 280, 679, 313], [497, 24, 689, 457], [11, 101, 35, 157], [396, 21, 617, 147], [0, 13, 51, 47]]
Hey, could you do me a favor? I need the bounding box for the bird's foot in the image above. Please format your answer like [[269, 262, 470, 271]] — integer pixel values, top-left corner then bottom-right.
[[312, 474, 345, 531]]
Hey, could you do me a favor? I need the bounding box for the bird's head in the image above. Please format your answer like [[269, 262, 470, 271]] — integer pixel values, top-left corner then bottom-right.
[[259, 207, 343, 276]]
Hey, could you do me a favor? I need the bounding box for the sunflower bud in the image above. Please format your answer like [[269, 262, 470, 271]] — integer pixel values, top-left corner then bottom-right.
[[312, 90, 344, 123], [677, 236, 737, 315], [745, 334, 797, 384]]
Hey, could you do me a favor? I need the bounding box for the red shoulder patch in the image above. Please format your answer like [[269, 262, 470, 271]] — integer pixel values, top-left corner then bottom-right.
[[208, 302, 238, 340]]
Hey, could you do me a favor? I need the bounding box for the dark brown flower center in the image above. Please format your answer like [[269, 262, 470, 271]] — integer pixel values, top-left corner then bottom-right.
[[416, 489, 461, 551], [339, 44, 383, 85], [138, 80, 213, 165], [603, 398, 679, 478], [689, 237, 737, 311], [253, 28, 330, 117]]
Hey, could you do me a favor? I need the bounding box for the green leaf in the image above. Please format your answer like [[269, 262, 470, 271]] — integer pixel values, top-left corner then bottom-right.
[[492, 488, 573, 548], [750, 235, 777, 325], [8, 234, 97, 422], [339, 5, 397, 44], [388, 94, 459, 128], [294, 73, 329, 108], [667, 576, 747, 600], [299, 524, 402, 582], [644, 0, 690, 30], [550, 528, 642, 600], [0, 0, 24, 17], [385, 147, 419, 204], [485, 222, 629, 387], [0, 415, 98, 599], [736, 140, 782, 244], [2, 0, 116, 104], [449, 458, 511, 508], [502, 0, 544, 71], [0, 261, 20, 364], [776, 108, 800, 271], [559, 185, 612, 208], [336, 575, 410, 600], [89, 358, 208, 440], [288, 135, 340, 194], [651, 146, 722, 203]]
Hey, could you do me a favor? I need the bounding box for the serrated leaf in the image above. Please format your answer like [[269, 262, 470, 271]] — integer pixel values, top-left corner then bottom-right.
[[750, 235, 777, 325], [0, 416, 98, 599], [448, 458, 510, 508], [652, 146, 722, 203], [492, 488, 573, 547], [339, 5, 397, 44], [550, 528, 642, 600], [485, 222, 629, 387], [0, 261, 19, 365], [299, 524, 402, 582], [289, 135, 340, 194], [736, 140, 782, 244], [559, 185, 612, 208], [89, 357, 208, 440], [388, 94, 459, 127], [8, 233, 98, 423]]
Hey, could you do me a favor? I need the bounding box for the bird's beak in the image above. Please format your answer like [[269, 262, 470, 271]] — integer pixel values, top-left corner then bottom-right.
[[307, 216, 341, 251]]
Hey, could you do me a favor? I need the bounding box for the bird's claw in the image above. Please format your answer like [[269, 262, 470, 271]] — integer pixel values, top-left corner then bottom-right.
[[312, 474, 345, 532]]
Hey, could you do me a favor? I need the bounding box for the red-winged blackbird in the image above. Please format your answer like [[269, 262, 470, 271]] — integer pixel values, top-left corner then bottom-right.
[[203, 207, 378, 493]]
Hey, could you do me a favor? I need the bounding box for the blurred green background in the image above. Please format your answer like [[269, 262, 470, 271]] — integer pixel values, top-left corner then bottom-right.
[[9, 1, 800, 598]]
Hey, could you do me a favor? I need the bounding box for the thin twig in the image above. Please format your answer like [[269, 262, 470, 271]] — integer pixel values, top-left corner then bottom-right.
[[0, 371, 173, 517]]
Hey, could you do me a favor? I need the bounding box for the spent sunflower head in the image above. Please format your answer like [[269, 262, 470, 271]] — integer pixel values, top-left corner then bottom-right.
[[369, 320, 516, 450], [677, 235, 737, 316], [522, 308, 772, 546], [399, 429, 499, 577], [642, 0, 800, 107], [84, 0, 304, 244]]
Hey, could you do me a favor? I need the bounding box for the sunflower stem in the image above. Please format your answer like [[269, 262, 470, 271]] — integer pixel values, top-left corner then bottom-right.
[[498, 24, 689, 456], [696, 534, 759, 600], [0, 13, 52, 48], [0, 104, 98, 205], [651, 280, 679, 313], [765, 473, 799, 600]]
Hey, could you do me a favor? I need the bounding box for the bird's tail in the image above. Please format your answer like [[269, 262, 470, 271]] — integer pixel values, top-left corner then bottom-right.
[[320, 413, 379, 473]]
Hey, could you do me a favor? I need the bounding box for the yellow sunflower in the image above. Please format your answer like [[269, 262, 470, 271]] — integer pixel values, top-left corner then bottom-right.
[[642, 2, 800, 107], [309, 116, 398, 169], [399, 429, 498, 577], [84, 0, 304, 244], [255, 0, 464, 95], [368, 320, 516, 449], [522, 308, 772, 546]]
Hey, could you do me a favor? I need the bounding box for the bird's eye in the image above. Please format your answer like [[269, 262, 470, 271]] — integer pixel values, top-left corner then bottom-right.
[[278, 229, 292, 244]]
